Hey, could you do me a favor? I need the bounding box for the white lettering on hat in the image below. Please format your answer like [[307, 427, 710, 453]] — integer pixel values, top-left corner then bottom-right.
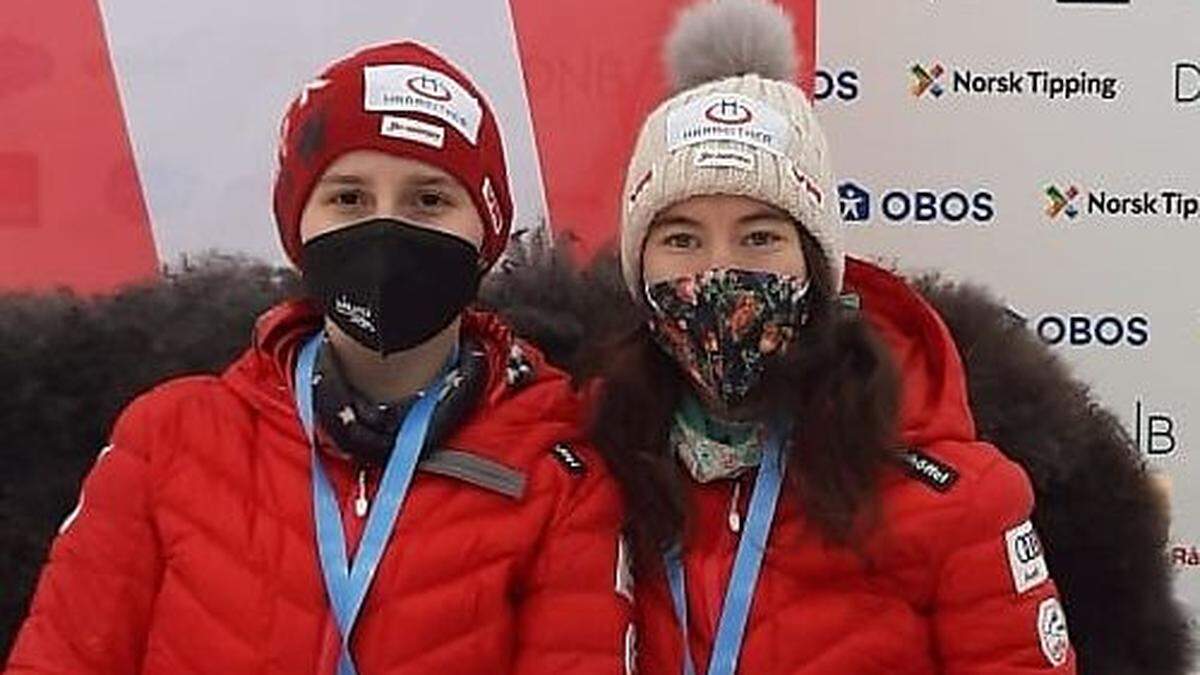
[[364, 64, 482, 145], [482, 176, 503, 237], [379, 115, 446, 149], [1005, 520, 1050, 594], [667, 93, 793, 157]]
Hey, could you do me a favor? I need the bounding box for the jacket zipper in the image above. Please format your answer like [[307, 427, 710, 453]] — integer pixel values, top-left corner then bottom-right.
[[728, 480, 743, 534], [354, 466, 369, 518]]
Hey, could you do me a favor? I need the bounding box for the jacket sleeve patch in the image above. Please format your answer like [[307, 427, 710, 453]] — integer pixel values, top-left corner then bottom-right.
[[1005, 519, 1050, 594], [897, 448, 959, 493], [550, 442, 587, 476], [1037, 597, 1071, 667]]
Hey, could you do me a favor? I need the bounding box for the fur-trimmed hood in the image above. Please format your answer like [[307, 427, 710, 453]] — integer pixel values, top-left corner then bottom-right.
[[0, 251, 1192, 673]]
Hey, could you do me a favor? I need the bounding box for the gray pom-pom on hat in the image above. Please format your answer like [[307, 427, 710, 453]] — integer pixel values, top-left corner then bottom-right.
[[665, 0, 799, 92]]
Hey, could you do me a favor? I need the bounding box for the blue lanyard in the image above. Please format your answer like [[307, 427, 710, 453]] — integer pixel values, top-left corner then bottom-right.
[[293, 333, 453, 675], [665, 428, 787, 675]]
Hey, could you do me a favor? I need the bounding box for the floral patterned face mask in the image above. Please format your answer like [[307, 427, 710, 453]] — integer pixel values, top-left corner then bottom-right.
[[645, 268, 811, 409]]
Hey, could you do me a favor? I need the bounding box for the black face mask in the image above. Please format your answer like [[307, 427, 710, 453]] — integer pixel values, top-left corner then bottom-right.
[[301, 218, 481, 356]]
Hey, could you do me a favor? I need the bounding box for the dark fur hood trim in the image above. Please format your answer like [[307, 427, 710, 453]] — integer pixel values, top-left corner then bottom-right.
[[0, 249, 1191, 672]]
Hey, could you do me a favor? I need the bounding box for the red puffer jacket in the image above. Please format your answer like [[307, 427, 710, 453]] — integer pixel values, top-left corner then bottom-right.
[[634, 259, 1077, 674], [6, 300, 633, 674]]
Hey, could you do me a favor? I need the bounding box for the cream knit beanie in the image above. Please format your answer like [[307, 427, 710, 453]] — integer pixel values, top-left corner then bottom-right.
[[620, 0, 843, 298]]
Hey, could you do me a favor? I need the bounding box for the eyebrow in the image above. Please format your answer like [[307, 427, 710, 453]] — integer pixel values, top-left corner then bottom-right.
[[316, 173, 461, 190], [409, 174, 459, 190], [650, 209, 791, 229], [318, 174, 367, 186], [737, 209, 791, 224], [649, 215, 701, 229]]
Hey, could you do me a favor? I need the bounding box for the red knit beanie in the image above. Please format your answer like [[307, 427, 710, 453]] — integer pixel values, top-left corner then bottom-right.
[[272, 41, 513, 268]]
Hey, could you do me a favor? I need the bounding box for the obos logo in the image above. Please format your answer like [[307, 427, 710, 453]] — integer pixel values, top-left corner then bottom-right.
[[838, 181, 995, 224], [1044, 183, 1200, 222], [1034, 313, 1150, 348], [1175, 62, 1199, 105], [815, 67, 861, 103], [911, 62, 1120, 101], [705, 99, 753, 125], [407, 75, 452, 102]]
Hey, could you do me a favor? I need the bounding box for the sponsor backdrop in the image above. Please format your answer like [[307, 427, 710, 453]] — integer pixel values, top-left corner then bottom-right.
[[1, 0, 1197, 642], [817, 0, 1200, 626]]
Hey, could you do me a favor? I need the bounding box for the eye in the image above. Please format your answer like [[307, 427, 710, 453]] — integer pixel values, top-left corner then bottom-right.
[[327, 189, 368, 209], [415, 190, 452, 211], [743, 230, 785, 247], [662, 232, 700, 249]]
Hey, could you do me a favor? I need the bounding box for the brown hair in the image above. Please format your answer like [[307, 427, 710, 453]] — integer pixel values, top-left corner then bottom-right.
[[584, 228, 901, 564]]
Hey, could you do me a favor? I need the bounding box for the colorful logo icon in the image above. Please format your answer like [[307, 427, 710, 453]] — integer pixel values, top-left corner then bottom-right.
[[910, 63, 946, 98], [1044, 185, 1081, 219]]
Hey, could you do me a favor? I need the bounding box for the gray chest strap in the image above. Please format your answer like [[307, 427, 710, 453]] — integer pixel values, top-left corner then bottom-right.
[[419, 449, 527, 500]]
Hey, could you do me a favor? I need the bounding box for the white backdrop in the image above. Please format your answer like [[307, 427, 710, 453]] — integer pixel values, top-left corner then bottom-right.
[[817, 0, 1200, 619]]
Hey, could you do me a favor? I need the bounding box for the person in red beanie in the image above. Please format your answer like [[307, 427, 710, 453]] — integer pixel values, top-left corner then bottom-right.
[[5, 41, 633, 675]]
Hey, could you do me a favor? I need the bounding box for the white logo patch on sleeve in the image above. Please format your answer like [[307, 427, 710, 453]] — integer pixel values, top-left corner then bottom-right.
[[615, 536, 634, 602], [363, 64, 483, 145], [1037, 597, 1071, 667], [1005, 520, 1049, 594]]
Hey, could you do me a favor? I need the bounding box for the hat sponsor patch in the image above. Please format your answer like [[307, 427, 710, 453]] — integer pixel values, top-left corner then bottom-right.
[[1005, 520, 1050, 594], [667, 93, 793, 157], [379, 115, 445, 149], [694, 147, 756, 171], [1037, 597, 1071, 667], [364, 64, 482, 145]]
